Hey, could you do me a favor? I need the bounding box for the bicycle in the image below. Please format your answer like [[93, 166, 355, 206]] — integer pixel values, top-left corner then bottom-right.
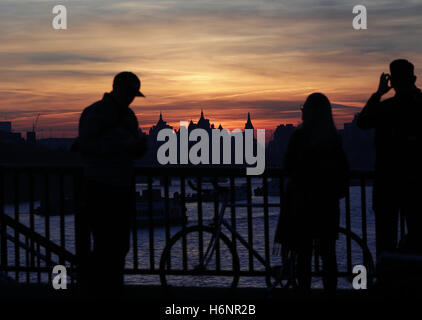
[[159, 179, 375, 291]]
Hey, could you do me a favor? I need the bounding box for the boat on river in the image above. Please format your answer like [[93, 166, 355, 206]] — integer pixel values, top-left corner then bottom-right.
[[136, 189, 187, 227]]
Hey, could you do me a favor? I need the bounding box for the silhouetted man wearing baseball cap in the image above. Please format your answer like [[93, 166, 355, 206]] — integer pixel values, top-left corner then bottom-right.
[[77, 71, 147, 293], [358, 59, 422, 257]]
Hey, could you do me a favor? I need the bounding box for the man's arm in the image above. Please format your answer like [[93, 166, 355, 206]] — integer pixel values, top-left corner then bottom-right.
[[78, 107, 130, 156], [357, 73, 391, 130], [356, 93, 382, 130], [126, 108, 148, 159], [129, 135, 148, 159]]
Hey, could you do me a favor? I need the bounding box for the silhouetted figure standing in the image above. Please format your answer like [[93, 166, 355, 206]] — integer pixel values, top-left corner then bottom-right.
[[275, 93, 349, 292], [357, 59, 422, 256], [77, 72, 147, 292]]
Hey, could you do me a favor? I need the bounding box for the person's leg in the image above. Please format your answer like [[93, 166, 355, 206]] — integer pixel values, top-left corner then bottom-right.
[[89, 183, 116, 290], [373, 180, 399, 258], [296, 238, 313, 290], [319, 237, 337, 292], [402, 181, 422, 253], [374, 207, 399, 257], [78, 179, 106, 289], [103, 185, 134, 289], [79, 181, 133, 293]]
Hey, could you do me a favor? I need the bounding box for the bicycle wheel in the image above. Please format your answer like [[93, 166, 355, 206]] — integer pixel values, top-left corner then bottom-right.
[[159, 225, 240, 289], [337, 227, 375, 287], [268, 228, 375, 291]]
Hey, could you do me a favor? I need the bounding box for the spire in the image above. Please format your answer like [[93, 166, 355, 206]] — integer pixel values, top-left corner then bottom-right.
[[157, 111, 166, 127], [200, 109, 204, 120], [245, 112, 254, 130]]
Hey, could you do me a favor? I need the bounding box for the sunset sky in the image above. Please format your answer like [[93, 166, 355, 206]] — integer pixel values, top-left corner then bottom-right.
[[1, 0, 422, 138]]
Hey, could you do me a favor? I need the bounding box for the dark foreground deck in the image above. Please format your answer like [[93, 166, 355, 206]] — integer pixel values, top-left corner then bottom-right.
[[0, 283, 410, 301]]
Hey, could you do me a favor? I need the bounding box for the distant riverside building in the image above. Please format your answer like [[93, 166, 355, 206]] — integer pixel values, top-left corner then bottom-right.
[[142, 110, 256, 166], [186, 110, 215, 132], [266, 123, 296, 167], [0, 121, 12, 133], [0, 121, 23, 144], [0, 131, 22, 144], [340, 113, 375, 169], [149, 112, 173, 138], [139, 111, 376, 170], [26, 131, 36, 145], [37, 138, 75, 151]]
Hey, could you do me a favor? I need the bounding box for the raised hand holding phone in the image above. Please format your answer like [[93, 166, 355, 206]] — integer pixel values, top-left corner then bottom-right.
[[376, 72, 392, 96]]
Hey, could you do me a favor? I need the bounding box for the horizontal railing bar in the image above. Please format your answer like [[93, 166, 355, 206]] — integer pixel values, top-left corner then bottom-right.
[[0, 165, 375, 179], [105, 269, 354, 278], [0, 266, 353, 279], [115, 269, 269, 276], [226, 203, 280, 208]]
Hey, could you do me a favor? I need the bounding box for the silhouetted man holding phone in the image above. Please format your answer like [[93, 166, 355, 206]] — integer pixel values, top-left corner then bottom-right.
[[357, 59, 422, 257], [77, 72, 147, 292]]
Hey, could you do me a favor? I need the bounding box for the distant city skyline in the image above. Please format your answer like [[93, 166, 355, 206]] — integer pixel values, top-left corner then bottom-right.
[[0, 111, 376, 170], [1, 111, 274, 140], [2, 108, 358, 140]]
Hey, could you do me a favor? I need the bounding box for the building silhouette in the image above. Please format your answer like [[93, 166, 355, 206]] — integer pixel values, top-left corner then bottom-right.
[[266, 123, 295, 167], [0, 121, 23, 145], [1, 114, 377, 170], [340, 114, 375, 170], [0, 121, 12, 133]]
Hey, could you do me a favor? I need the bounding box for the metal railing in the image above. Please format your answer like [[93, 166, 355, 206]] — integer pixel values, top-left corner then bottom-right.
[[0, 165, 399, 286]]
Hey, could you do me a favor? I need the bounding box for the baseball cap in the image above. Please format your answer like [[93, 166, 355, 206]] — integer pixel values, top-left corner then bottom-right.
[[113, 71, 145, 97]]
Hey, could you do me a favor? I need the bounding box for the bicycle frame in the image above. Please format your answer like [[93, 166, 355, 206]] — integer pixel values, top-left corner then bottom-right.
[[201, 193, 270, 270]]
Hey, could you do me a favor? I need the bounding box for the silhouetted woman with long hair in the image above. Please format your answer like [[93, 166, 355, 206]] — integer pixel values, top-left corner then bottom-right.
[[275, 93, 349, 292]]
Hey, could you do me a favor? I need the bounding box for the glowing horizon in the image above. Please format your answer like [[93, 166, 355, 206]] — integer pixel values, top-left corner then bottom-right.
[[1, 0, 422, 138]]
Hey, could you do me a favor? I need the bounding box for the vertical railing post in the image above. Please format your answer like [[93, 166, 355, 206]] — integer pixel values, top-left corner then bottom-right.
[[43, 172, 51, 282], [59, 173, 65, 265], [28, 169, 35, 273], [213, 176, 221, 271], [73, 169, 90, 284], [180, 176, 187, 270], [360, 176, 368, 266], [345, 184, 352, 274], [262, 176, 270, 266], [164, 175, 170, 268], [197, 177, 204, 261], [246, 176, 253, 273], [131, 174, 138, 272], [13, 169, 20, 281], [147, 175, 155, 270], [0, 167, 7, 274], [229, 177, 236, 254]]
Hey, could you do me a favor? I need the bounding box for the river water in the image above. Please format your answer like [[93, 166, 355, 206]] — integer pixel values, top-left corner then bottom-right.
[[4, 183, 377, 289]]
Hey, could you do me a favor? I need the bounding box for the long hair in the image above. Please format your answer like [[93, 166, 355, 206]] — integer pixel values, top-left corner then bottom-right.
[[300, 93, 338, 146]]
